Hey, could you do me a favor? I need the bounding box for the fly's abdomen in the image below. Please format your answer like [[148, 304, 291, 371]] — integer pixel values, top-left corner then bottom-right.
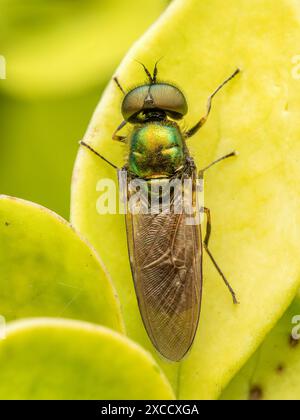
[[125, 169, 202, 362], [128, 122, 185, 179]]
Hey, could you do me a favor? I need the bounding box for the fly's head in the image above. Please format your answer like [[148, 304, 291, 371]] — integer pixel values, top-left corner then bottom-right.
[[121, 62, 188, 178]]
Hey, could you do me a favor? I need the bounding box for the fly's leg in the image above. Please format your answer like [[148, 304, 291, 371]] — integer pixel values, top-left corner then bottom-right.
[[113, 76, 126, 94], [82, 77, 127, 162], [198, 152, 238, 302], [79, 141, 119, 170], [198, 151, 237, 179], [112, 77, 128, 141], [185, 69, 240, 138], [112, 120, 127, 143], [200, 151, 237, 173], [203, 206, 239, 304]]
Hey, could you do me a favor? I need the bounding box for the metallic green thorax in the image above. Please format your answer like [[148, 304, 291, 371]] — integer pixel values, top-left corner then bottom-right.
[[128, 122, 186, 178]]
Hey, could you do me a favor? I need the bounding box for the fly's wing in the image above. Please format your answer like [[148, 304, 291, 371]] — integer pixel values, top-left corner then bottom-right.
[[125, 172, 202, 362]]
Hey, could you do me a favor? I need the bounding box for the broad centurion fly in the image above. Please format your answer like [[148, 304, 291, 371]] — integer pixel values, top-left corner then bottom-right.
[[80, 62, 240, 361]]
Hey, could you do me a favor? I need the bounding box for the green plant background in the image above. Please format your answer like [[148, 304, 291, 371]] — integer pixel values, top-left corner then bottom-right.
[[1, 0, 300, 400], [0, 0, 169, 218]]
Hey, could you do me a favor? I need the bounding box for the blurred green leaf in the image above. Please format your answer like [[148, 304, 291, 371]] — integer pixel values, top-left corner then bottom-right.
[[0, 0, 168, 218], [0, 318, 174, 399], [0, 88, 103, 218], [220, 297, 300, 400], [71, 0, 300, 398], [0, 0, 169, 98], [0, 195, 123, 332]]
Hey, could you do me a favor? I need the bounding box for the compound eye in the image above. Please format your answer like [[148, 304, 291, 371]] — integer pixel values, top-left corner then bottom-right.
[[150, 84, 188, 118], [121, 83, 188, 122], [122, 86, 150, 121]]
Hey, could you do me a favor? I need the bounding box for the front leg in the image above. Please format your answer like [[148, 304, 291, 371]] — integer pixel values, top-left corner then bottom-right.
[[185, 69, 240, 139], [112, 120, 127, 143]]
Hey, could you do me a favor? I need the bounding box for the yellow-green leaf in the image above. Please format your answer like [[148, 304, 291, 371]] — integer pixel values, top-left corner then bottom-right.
[[71, 0, 300, 398], [220, 297, 300, 400], [0, 195, 123, 332], [0, 319, 174, 399]]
